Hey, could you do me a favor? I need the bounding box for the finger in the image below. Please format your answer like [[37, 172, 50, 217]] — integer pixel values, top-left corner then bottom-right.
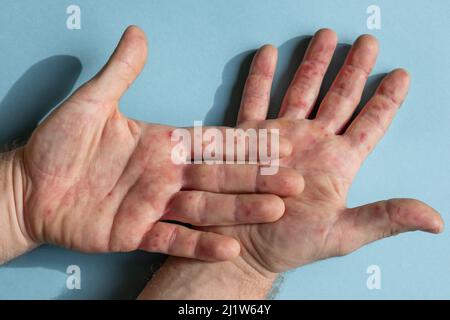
[[179, 126, 292, 161], [237, 45, 278, 125], [316, 35, 378, 133], [164, 191, 285, 226], [333, 199, 444, 257], [344, 69, 410, 157], [278, 28, 337, 119], [183, 164, 304, 196], [139, 222, 240, 261], [74, 25, 148, 102]]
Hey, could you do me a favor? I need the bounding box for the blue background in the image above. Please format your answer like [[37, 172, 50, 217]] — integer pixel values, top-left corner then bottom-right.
[[0, 0, 449, 299]]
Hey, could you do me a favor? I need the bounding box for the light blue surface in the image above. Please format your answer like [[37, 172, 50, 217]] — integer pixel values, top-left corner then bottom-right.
[[0, 0, 449, 299]]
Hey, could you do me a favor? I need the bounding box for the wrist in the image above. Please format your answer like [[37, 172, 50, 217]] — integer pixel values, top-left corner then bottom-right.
[[139, 255, 277, 300], [228, 255, 279, 298], [0, 148, 36, 264]]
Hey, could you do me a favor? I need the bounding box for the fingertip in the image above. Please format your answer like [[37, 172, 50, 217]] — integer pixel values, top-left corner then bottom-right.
[[252, 44, 278, 76], [279, 137, 293, 157], [281, 170, 305, 196], [437, 217, 445, 233], [430, 218, 444, 234], [212, 236, 241, 261], [124, 25, 147, 41], [296, 173, 305, 195], [257, 195, 285, 222], [259, 44, 278, 56], [195, 232, 241, 261], [315, 28, 338, 43], [356, 34, 379, 52], [415, 199, 445, 234], [391, 68, 411, 87], [376, 68, 410, 106], [121, 25, 148, 58], [394, 199, 444, 234], [393, 67, 410, 77], [426, 211, 444, 234], [358, 33, 377, 41], [272, 195, 286, 220]]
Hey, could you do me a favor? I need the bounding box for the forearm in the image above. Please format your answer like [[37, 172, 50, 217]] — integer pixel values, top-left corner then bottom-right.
[[138, 256, 278, 300], [0, 148, 35, 264]]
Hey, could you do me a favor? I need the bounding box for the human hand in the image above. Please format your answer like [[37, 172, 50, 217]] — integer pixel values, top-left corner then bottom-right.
[[206, 29, 444, 275], [0, 26, 304, 264]]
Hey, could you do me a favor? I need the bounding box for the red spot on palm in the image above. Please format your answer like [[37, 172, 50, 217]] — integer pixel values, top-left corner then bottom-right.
[[359, 132, 367, 143]]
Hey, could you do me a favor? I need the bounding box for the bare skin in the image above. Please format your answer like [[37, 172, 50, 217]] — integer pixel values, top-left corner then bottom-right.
[[140, 29, 444, 299], [0, 26, 304, 265]]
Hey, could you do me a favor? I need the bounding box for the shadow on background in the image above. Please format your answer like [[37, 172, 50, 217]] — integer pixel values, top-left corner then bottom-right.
[[0, 55, 82, 148], [205, 35, 386, 126], [204, 50, 255, 126], [6, 245, 165, 300]]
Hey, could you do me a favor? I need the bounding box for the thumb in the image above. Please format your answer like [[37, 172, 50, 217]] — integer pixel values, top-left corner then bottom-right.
[[76, 25, 148, 102], [334, 198, 444, 256]]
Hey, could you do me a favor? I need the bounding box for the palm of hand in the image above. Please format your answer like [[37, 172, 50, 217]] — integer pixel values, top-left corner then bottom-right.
[[23, 96, 181, 252], [208, 30, 443, 274], [211, 119, 359, 272], [241, 119, 365, 272]]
